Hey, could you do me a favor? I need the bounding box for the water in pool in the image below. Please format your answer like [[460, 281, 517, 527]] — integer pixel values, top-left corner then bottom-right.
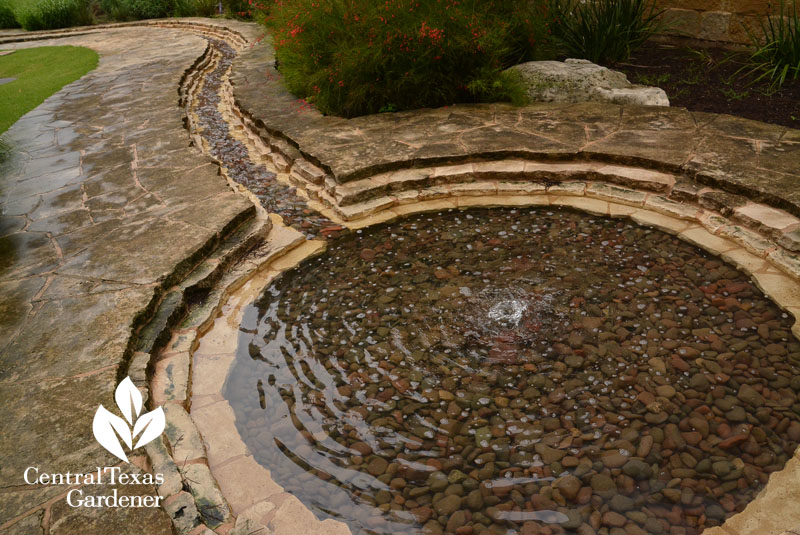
[[226, 207, 800, 535]]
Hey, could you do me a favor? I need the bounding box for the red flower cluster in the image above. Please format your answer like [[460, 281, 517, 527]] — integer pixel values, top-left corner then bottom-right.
[[418, 21, 443, 42], [264, 0, 552, 116]]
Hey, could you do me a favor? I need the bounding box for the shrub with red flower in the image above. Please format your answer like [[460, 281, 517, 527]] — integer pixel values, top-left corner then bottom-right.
[[262, 0, 553, 117]]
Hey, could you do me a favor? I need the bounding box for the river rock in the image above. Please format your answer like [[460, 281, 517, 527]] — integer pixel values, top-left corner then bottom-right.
[[622, 459, 652, 480], [609, 494, 634, 512], [367, 457, 388, 476], [713, 461, 733, 477], [563, 510, 584, 529], [466, 489, 483, 510], [535, 443, 567, 463], [601, 511, 627, 527], [422, 520, 443, 535], [601, 450, 628, 468], [738, 384, 765, 406], [590, 474, 617, 497], [445, 510, 467, 532], [434, 494, 462, 516], [555, 475, 582, 500]]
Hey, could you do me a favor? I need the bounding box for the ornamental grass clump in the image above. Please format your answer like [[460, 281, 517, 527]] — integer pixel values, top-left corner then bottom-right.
[[265, 0, 552, 117], [18, 0, 92, 29], [0, 0, 18, 28], [548, 0, 664, 64], [745, 0, 800, 88], [99, 0, 171, 20]]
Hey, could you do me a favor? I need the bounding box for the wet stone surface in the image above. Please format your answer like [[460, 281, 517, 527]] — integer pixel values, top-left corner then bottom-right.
[[227, 207, 800, 535], [194, 39, 335, 239]]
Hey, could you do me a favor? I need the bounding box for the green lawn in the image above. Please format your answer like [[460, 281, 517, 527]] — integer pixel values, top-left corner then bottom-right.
[[0, 45, 98, 134]]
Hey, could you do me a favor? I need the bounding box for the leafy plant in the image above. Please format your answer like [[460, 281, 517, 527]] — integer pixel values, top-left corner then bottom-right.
[[686, 46, 714, 66], [124, 0, 170, 18], [18, 0, 92, 30], [0, 0, 19, 28], [744, 0, 800, 88], [192, 0, 217, 17], [224, 0, 252, 19], [264, 0, 553, 117], [721, 87, 750, 100], [173, 0, 199, 16], [548, 0, 664, 63], [98, 0, 133, 20]]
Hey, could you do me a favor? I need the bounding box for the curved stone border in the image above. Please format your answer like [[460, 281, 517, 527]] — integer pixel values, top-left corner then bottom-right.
[[221, 79, 800, 290], [229, 38, 800, 219]]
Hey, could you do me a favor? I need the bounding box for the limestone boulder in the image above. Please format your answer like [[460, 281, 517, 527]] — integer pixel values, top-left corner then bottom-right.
[[507, 58, 670, 107]]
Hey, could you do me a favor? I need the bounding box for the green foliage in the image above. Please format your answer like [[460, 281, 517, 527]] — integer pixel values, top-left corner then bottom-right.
[[265, 0, 553, 117], [17, 0, 92, 30], [548, 0, 664, 63], [185, 0, 217, 17], [99, 0, 218, 21], [634, 72, 671, 86], [745, 0, 800, 88], [0, 46, 98, 133], [98, 0, 133, 19], [0, 0, 19, 28], [99, 0, 171, 20], [224, 0, 252, 19]]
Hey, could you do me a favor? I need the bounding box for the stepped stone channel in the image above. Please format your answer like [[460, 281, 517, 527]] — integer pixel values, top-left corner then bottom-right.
[[225, 207, 800, 535], [188, 37, 336, 238]]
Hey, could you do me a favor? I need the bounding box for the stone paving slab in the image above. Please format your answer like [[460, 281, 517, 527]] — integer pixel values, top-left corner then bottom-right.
[[231, 39, 800, 216], [0, 23, 256, 535]]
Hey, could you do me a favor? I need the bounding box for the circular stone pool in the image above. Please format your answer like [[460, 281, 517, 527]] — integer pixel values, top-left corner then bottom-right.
[[226, 207, 800, 535]]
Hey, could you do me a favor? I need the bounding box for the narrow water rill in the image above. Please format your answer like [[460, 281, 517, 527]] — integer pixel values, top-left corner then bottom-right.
[[226, 207, 800, 535], [191, 38, 335, 238]]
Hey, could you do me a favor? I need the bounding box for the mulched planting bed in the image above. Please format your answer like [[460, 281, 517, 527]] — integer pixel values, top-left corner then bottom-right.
[[609, 43, 800, 129]]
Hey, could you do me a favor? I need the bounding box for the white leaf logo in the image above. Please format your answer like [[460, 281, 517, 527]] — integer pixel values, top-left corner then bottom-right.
[[115, 376, 142, 425], [132, 406, 165, 450], [92, 377, 166, 463]]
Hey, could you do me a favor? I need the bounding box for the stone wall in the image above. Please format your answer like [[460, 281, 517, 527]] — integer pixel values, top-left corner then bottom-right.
[[655, 0, 796, 45]]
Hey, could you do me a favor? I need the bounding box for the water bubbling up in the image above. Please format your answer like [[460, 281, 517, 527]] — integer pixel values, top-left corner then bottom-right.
[[488, 299, 528, 328]]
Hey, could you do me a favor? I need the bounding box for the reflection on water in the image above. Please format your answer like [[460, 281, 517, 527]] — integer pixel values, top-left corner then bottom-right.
[[227, 207, 800, 535]]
